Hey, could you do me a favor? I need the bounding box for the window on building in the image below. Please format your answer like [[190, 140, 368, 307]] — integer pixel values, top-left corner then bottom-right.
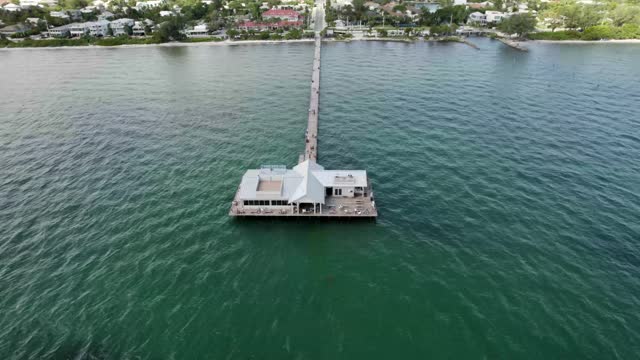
[[335, 189, 342, 196]]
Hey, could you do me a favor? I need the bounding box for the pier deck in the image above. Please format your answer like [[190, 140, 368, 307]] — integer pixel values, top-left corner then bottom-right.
[[302, 35, 321, 163], [229, 0, 377, 219], [230, 186, 377, 218]]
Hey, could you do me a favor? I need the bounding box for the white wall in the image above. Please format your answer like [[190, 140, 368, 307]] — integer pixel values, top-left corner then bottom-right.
[[333, 186, 355, 198]]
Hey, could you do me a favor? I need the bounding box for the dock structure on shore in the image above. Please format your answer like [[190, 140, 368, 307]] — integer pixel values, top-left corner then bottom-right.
[[496, 37, 528, 51], [229, 29, 378, 219]]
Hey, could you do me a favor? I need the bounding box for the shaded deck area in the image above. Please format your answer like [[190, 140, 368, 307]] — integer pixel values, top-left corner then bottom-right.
[[229, 192, 377, 218]]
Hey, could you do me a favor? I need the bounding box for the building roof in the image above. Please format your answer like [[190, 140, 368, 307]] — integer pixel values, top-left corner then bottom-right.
[[237, 160, 367, 205], [238, 166, 303, 201], [289, 160, 326, 204], [110, 18, 133, 25], [241, 20, 303, 28], [313, 170, 368, 188], [0, 23, 30, 33], [262, 9, 299, 17], [48, 23, 71, 31]]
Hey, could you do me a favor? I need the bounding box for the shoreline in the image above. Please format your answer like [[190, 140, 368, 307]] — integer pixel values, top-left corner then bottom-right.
[[3, 36, 640, 50], [0, 38, 315, 50], [530, 39, 640, 44]]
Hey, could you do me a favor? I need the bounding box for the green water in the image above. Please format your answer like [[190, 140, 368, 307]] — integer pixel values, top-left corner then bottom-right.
[[1, 39, 640, 359]]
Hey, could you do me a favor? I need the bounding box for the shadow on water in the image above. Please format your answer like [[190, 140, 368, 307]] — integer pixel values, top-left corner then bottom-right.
[[230, 216, 378, 224], [7, 329, 154, 360], [50, 340, 115, 360], [157, 46, 188, 58]]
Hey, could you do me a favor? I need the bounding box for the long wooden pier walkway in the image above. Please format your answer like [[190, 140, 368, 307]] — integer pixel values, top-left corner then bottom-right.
[[301, 34, 322, 163]]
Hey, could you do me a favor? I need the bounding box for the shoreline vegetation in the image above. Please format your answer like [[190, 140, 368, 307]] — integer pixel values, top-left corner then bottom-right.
[[3, 33, 640, 50], [527, 25, 640, 41], [3, 0, 640, 49]]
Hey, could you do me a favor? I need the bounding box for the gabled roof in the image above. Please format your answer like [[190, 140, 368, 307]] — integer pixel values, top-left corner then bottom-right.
[[237, 160, 367, 205], [289, 160, 326, 204]]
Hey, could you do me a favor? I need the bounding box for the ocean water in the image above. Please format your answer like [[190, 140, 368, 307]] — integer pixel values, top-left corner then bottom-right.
[[1, 39, 640, 359]]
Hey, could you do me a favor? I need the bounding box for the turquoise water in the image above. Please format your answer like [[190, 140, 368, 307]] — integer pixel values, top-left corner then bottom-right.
[[1, 39, 640, 358]]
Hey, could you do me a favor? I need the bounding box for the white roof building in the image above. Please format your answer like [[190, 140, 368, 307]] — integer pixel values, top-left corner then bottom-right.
[[110, 17, 134, 35], [468, 11, 487, 24], [185, 24, 209, 37], [469, 10, 511, 24], [135, 0, 164, 10], [50, 10, 70, 19], [3, 3, 21, 11], [19, 0, 39, 7], [485, 10, 509, 23], [68, 20, 110, 37], [48, 23, 71, 37], [237, 160, 368, 206], [364, 1, 379, 10], [331, 0, 352, 9], [132, 19, 152, 35]]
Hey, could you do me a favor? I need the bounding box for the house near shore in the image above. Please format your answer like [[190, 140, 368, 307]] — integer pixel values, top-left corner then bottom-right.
[[2, 3, 21, 11], [0, 23, 31, 36], [50, 10, 70, 19], [135, 0, 164, 11], [468, 10, 510, 25], [231, 160, 376, 216], [19, 0, 57, 6], [98, 10, 114, 20], [110, 18, 134, 35], [48, 23, 71, 37], [68, 10, 82, 20], [468, 12, 487, 25], [185, 24, 209, 37], [19, 0, 39, 8], [132, 19, 153, 36], [62, 20, 110, 37], [238, 20, 303, 31], [486, 10, 509, 23]]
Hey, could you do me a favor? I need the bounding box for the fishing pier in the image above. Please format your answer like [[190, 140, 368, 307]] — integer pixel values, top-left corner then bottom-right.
[[229, 10, 377, 219]]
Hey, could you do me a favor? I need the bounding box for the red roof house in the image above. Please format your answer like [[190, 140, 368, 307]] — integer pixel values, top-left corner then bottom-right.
[[262, 9, 301, 21]]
